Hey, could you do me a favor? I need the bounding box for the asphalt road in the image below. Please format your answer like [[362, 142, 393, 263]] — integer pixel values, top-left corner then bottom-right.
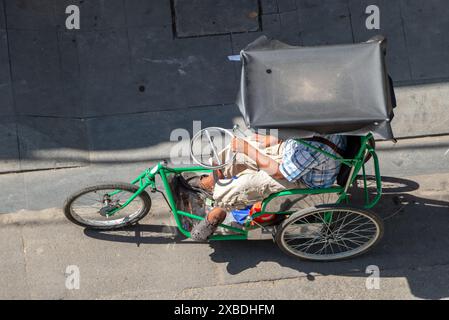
[[1, 166, 449, 299]]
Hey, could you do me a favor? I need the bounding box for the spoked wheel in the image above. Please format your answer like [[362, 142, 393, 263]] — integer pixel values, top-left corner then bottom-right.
[[275, 205, 383, 261], [190, 127, 235, 169], [63, 183, 151, 230]]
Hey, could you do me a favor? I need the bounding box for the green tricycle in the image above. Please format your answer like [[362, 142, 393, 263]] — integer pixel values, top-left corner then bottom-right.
[[64, 35, 398, 261], [63, 126, 384, 262]]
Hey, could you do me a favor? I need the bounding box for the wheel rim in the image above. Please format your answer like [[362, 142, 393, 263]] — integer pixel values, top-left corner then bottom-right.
[[280, 208, 381, 260], [190, 127, 235, 169], [69, 188, 144, 227]]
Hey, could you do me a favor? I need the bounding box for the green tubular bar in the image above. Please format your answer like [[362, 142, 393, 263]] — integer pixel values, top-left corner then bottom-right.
[[294, 139, 355, 166], [177, 210, 247, 235], [362, 163, 369, 203], [157, 167, 192, 238], [106, 166, 162, 216], [364, 145, 382, 209], [111, 184, 148, 213], [260, 186, 344, 214], [158, 166, 248, 240], [165, 166, 212, 174]]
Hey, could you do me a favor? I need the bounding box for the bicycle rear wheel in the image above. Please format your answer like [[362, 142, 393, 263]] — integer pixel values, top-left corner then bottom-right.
[[63, 183, 151, 230], [275, 205, 383, 261]]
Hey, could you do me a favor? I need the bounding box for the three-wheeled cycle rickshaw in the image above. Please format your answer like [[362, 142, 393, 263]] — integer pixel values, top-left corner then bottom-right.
[[64, 36, 396, 261]]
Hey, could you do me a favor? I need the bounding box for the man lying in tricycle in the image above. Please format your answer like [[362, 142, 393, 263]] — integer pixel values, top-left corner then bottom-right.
[[64, 35, 391, 261], [186, 132, 347, 241]]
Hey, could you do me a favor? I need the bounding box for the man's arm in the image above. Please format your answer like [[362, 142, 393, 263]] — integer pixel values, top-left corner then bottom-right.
[[231, 137, 285, 179], [252, 133, 281, 148]]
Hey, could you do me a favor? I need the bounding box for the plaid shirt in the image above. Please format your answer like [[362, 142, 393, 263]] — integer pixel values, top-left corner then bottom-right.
[[279, 135, 347, 188]]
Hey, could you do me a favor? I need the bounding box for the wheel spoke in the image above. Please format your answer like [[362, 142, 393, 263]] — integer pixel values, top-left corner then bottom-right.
[[294, 239, 326, 252], [338, 237, 366, 246], [340, 231, 375, 241], [332, 238, 353, 251], [332, 214, 366, 233], [291, 236, 324, 250], [314, 241, 331, 255], [337, 221, 376, 235], [204, 130, 222, 166], [314, 213, 334, 235]]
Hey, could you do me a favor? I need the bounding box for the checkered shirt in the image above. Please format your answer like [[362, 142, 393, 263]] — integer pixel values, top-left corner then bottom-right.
[[279, 135, 347, 188]]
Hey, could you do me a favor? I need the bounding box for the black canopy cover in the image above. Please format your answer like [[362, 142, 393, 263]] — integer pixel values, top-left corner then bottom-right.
[[236, 36, 396, 140]]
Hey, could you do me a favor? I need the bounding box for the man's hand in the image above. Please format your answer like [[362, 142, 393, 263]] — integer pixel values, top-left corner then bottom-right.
[[252, 133, 280, 148], [231, 136, 285, 180]]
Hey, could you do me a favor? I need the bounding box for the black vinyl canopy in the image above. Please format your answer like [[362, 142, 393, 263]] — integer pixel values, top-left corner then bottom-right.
[[236, 36, 396, 140]]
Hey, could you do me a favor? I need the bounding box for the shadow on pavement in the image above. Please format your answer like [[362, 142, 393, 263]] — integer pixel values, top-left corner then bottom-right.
[[84, 223, 187, 247], [84, 176, 449, 299]]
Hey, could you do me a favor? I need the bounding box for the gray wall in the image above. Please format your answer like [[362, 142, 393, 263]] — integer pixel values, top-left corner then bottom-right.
[[1, 0, 449, 172]]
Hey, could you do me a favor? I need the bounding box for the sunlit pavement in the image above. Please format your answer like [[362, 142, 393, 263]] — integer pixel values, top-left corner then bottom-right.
[[1, 166, 449, 299]]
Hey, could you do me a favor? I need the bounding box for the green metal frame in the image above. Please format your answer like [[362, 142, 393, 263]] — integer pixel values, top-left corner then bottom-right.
[[106, 133, 382, 241]]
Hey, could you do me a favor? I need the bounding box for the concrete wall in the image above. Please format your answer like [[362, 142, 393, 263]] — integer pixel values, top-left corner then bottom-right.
[[1, 0, 449, 172]]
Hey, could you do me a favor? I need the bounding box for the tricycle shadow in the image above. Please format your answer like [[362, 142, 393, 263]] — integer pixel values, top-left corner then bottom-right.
[[84, 176, 449, 299], [83, 222, 187, 246], [209, 176, 449, 299]]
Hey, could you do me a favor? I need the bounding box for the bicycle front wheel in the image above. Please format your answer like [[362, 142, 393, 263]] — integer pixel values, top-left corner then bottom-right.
[[63, 183, 151, 230]]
